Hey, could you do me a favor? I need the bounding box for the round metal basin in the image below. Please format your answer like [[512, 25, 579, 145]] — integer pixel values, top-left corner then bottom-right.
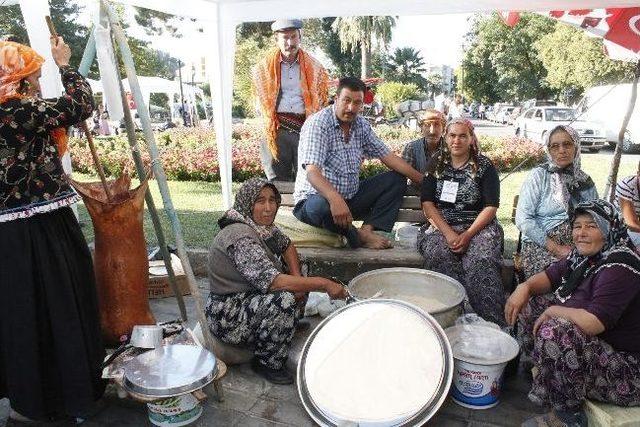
[[349, 267, 466, 328]]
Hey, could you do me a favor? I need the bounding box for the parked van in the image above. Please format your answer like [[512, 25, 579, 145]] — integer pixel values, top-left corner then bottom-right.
[[575, 84, 640, 152]]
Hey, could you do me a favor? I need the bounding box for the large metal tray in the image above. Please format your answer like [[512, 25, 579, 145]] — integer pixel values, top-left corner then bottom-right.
[[297, 299, 454, 427], [123, 344, 217, 398]]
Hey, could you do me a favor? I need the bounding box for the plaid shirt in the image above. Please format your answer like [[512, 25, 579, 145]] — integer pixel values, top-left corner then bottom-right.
[[293, 105, 391, 203]]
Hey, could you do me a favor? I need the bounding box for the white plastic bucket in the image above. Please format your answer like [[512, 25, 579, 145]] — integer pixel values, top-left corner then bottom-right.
[[147, 393, 202, 426], [444, 325, 519, 409]]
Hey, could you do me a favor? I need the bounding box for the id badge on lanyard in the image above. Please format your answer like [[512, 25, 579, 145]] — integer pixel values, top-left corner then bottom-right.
[[440, 180, 459, 203]]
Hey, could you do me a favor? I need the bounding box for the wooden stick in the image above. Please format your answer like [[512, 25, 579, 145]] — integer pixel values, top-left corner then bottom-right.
[[45, 16, 112, 202], [45, 16, 57, 38]]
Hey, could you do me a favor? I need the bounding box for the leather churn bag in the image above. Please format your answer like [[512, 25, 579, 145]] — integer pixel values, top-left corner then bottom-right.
[[70, 173, 155, 345]]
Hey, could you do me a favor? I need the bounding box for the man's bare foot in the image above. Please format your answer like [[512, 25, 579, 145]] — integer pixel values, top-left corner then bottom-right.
[[357, 227, 392, 249]]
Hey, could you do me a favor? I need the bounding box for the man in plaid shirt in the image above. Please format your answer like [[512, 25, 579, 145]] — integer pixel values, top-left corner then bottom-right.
[[293, 77, 423, 249]]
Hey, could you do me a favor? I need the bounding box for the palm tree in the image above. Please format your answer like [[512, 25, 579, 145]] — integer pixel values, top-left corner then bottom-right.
[[331, 16, 396, 79], [386, 47, 428, 89]]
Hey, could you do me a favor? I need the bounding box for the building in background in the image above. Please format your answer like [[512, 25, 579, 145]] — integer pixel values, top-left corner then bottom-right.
[[427, 64, 454, 95]]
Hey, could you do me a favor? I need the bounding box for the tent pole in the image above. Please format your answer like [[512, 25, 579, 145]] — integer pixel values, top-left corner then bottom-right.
[[102, 1, 216, 353], [604, 59, 640, 202], [112, 51, 189, 322], [78, 28, 96, 76], [77, 22, 188, 322]]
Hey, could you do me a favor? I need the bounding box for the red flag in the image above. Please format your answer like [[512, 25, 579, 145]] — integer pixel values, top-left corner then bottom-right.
[[605, 8, 640, 53], [499, 11, 520, 27]]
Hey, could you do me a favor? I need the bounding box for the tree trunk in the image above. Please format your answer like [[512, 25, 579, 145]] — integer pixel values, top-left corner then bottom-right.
[[604, 60, 640, 202], [361, 36, 371, 79]]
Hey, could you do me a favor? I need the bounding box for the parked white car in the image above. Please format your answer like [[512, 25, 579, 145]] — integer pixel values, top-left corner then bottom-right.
[[575, 84, 640, 153], [494, 106, 516, 124], [514, 107, 607, 152]]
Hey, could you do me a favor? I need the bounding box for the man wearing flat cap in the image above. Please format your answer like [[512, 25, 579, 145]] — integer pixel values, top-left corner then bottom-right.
[[253, 19, 329, 181]]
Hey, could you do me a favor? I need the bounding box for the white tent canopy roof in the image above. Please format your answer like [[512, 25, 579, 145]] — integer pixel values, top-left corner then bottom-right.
[[116, 0, 639, 20]]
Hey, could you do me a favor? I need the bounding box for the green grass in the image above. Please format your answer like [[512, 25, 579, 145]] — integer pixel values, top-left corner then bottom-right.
[[75, 153, 637, 252]]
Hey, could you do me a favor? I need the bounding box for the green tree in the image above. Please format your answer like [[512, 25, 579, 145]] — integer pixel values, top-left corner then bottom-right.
[[425, 72, 443, 98], [303, 17, 361, 77], [536, 23, 635, 96], [233, 37, 271, 117], [385, 47, 427, 90], [376, 81, 420, 118], [0, 0, 88, 68], [331, 16, 395, 79], [461, 13, 556, 102], [0, 1, 180, 81]]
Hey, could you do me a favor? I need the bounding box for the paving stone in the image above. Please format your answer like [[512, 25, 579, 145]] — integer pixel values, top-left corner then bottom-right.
[[428, 414, 470, 426], [248, 397, 315, 426], [220, 363, 273, 397], [206, 387, 263, 413], [262, 383, 300, 404], [0, 399, 8, 426], [232, 414, 292, 426], [192, 406, 246, 426]]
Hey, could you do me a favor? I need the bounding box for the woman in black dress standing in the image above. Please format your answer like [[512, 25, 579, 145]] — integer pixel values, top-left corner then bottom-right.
[[0, 37, 105, 422]]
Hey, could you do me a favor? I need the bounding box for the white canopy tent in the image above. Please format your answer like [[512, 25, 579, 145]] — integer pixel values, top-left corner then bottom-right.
[[11, 0, 640, 208]]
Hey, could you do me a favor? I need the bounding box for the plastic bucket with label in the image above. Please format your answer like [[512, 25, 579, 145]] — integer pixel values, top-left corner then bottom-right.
[[444, 325, 519, 409], [147, 393, 202, 427]]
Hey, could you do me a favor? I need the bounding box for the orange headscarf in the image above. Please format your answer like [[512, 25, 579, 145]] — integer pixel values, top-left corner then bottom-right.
[[252, 47, 329, 160], [0, 41, 68, 156]]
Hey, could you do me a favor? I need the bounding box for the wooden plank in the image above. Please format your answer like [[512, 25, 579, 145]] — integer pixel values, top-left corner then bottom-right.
[[275, 180, 420, 197], [280, 194, 422, 210], [397, 210, 427, 223], [298, 246, 423, 264]]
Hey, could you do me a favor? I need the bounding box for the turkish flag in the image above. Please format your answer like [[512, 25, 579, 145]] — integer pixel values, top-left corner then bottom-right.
[[605, 8, 640, 53]]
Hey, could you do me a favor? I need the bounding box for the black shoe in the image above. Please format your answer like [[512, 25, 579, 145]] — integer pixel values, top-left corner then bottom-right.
[[251, 359, 294, 385]]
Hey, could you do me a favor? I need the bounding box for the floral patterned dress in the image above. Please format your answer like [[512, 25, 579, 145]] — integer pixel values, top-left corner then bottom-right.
[[0, 66, 105, 421]]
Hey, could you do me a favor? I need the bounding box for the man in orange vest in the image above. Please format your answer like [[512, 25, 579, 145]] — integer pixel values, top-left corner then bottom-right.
[[252, 19, 329, 181]]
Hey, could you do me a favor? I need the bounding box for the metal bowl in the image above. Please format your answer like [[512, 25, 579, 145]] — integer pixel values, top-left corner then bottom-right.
[[297, 299, 453, 426], [131, 325, 164, 349], [123, 344, 217, 398], [349, 267, 466, 328]]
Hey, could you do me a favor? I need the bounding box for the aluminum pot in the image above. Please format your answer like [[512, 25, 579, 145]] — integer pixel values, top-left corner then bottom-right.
[[130, 325, 163, 349], [349, 267, 466, 328]]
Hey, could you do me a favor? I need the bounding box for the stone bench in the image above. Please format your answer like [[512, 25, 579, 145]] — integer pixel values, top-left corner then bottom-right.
[[585, 400, 640, 427], [270, 181, 515, 288]]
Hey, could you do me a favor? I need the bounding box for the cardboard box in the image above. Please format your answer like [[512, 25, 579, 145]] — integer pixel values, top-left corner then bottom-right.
[[148, 258, 191, 299]]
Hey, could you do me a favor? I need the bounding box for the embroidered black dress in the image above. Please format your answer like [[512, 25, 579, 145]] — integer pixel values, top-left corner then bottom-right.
[[0, 67, 105, 420]]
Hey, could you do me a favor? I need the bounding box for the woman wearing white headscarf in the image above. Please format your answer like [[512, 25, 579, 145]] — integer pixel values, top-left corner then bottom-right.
[[515, 125, 598, 280]]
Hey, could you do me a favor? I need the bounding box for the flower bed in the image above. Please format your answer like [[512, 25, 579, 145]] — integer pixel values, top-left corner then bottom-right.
[[69, 124, 544, 182]]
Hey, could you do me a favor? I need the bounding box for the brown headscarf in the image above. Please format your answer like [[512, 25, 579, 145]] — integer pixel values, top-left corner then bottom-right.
[[0, 41, 68, 156]]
